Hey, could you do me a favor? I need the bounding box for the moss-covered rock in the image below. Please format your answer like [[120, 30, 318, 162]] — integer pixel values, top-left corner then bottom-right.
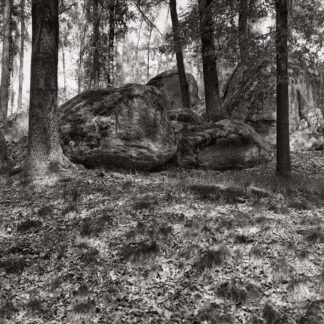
[[59, 84, 177, 170], [177, 119, 272, 170]]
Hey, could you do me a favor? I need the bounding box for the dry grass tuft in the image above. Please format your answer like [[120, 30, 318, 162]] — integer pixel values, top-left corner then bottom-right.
[[234, 234, 254, 244], [288, 198, 314, 211], [133, 193, 158, 210], [72, 298, 95, 314], [217, 281, 248, 305], [197, 304, 234, 324], [16, 219, 42, 233], [121, 240, 159, 262], [298, 227, 324, 243], [194, 245, 231, 272], [189, 183, 247, 204], [27, 299, 45, 315], [78, 246, 99, 265], [0, 300, 17, 320], [37, 205, 53, 218], [79, 214, 112, 237], [262, 303, 282, 324], [0, 255, 27, 273]]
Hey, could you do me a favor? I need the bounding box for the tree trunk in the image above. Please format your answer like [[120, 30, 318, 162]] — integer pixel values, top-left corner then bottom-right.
[[198, 0, 222, 120], [276, 0, 291, 177], [0, 130, 11, 173], [146, 26, 153, 81], [17, 0, 26, 111], [26, 0, 71, 179], [239, 0, 249, 65], [170, 0, 191, 109], [61, 39, 67, 102], [107, 0, 115, 86], [78, 24, 87, 94], [0, 0, 12, 122], [92, 0, 100, 88]]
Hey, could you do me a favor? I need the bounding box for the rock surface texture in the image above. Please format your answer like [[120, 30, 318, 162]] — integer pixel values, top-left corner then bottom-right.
[[59, 84, 177, 170], [222, 59, 324, 150], [177, 119, 271, 170], [1, 111, 28, 141], [147, 70, 200, 109]]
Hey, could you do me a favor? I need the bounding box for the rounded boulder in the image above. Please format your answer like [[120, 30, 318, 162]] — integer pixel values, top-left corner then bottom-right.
[[59, 84, 177, 170]]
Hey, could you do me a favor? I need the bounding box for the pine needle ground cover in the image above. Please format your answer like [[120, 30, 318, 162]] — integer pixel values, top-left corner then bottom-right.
[[0, 151, 324, 323]]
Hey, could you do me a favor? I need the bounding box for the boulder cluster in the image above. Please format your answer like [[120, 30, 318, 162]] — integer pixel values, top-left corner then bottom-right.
[[3, 64, 324, 171]]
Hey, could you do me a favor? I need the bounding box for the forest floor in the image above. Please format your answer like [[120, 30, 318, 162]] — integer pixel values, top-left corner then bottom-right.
[[0, 150, 324, 324]]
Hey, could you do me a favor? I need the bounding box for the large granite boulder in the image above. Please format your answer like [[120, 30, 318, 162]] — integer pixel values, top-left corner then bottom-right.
[[177, 119, 272, 170], [147, 70, 200, 109], [222, 59, 324, 150], [59, 84, 177, 170]]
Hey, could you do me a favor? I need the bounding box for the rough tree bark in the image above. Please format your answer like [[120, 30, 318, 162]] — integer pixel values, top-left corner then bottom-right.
[[92, 0, 100, 88], [0, 130, 11, 173], [276, 0, 291, 177], [170, 0, 191, 109], [107, 0, 116, 86], [26, 0, 72, 179], [198, 0, 222, 120], [0, 0, 12, 122], [239, 0, 249, 65], [17, 0, 26, 111], [61, 39, 67, 101]]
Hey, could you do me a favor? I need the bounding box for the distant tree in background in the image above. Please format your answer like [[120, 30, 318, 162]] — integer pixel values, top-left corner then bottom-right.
[[170, 0, 191, 109], [0, 0, 13, 122], [276, 0, 291, 177], [238, 0, 249, 65], [17, 0, 26, 111]]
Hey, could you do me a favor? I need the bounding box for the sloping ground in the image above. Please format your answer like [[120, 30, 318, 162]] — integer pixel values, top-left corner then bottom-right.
[[0, 152, 324, 323]]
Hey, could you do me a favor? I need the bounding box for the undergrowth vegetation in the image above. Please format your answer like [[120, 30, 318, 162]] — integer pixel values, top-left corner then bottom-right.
[[0, 151, 324, 323]]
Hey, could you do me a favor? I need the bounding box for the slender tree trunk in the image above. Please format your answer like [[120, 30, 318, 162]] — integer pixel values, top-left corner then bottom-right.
[[78, 24, 87, 93], [170, 0, 191, 109], [26, 0, 71, 179], [107, 0, 115, 86], [61, 39, 67, 101], [198, 0, 222, 120], [134, 17, 144, 81], [92, 0, 100, 88], [147, 26, 153, 81], [0, 0, 12, 122], [276, 0, 291, 177], [17, 0, 26, 111], [239, 0, 249, 65]]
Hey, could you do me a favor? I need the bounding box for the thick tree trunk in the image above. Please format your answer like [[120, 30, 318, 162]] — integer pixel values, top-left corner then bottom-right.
[[0, 0, 12, 122], [198, 0, 222, 120], [239, 0, 249, 65], [17, 0, 26, 111], [276, 0, 291, 177], [107, 0, 115, 86], [26, 0, 71, 179], [92, 0, 100, 88], [170, 0, 191, 109]]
